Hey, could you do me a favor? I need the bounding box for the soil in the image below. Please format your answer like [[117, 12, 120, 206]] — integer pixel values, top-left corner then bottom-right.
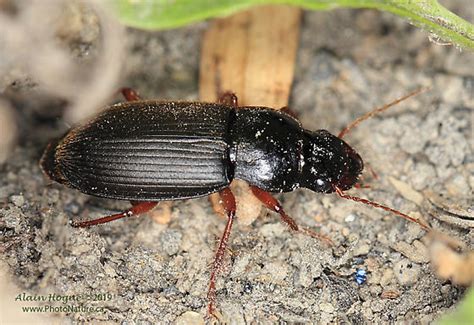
[[0, 1, 473, 324]]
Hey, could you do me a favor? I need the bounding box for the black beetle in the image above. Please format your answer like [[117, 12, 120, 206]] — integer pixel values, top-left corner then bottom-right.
[[41, 88, 430, 315]]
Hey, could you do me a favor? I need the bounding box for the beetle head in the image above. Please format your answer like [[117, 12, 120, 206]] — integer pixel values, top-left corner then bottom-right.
[[300, 130, 363, 193]]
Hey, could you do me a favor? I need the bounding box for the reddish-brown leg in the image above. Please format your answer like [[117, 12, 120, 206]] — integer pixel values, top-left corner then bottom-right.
[[207, 188, 237, 317], [250, 186, 298, 230], [218, 91, 238, 106], [250, 186, 333, 245], [72, 201, 158, 228], [120, 87, 141, 102]]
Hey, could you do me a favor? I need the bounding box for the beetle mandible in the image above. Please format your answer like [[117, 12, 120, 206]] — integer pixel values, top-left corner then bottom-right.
[[41, 87, 431, 316]]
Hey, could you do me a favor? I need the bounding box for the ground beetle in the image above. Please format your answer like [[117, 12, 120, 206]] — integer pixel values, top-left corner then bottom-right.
[[41, 87, 430, 316]]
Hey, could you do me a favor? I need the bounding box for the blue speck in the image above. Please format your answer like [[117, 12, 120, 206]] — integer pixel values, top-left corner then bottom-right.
[[354, 268, 367, 285]]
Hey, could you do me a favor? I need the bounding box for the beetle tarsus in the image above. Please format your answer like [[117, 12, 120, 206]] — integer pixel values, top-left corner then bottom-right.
[[120, 87, 141, 102], [72, 201, 158, 228], [207, 188, 236, 318]]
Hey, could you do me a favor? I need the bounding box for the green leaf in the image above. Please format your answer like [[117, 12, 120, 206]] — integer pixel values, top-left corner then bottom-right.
[[438, 287, 474, 325], [107, 0, 474, 50]]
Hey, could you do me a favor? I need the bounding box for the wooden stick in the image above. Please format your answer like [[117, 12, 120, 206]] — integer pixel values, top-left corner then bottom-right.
[[200, 5, 301, 225], [200, 5, 301, 107]]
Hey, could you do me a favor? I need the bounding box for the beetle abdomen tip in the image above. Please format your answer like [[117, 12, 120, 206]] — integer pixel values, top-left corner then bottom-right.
[[40, 138, 62, 182]]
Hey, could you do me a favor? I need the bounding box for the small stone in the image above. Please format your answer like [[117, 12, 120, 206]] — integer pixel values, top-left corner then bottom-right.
[[380, 268, 394, 286], [365, 258, 379, 272], [10, 194, 25, 207], [263, 261, 288, 283], [348, 233, 359, 242], [175, 311, 204, 325], [71, 244, 91, 255], [370, 300, 385, 312], [394, 259, 420, 286], [103, 263, 117, 277], [6, 171, 17, 181], [392, 241, 429, 263], [362, 302, 374, 320], [320, 302, 335, 313], [342, 227, 350, 237], [369, 285, 382, 295], [353, 241, 371, 256], [388, 177, 423, 205], [345, 214, 356, 222], [231, 255, 251, 277], [320, 312, 334, 324]]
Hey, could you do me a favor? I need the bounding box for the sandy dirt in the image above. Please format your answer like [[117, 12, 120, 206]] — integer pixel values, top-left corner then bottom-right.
[[1, 1, 473, 324]]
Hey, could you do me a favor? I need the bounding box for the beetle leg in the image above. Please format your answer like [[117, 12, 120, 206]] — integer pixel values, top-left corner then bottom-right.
[[119, 87, 141, 101], [208, 187, 236, 317], [250, 186, 333, 245], [72, 201, 158, 228], [218, 92, 238, 106], [250, 186, 298, 231]]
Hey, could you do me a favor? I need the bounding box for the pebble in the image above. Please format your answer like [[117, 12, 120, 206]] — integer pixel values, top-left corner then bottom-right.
[[341, 227, 350, 237], [320, 302, 335, 313], [394, 259, 420, 286], [71, 244, 91, 255], [362, 301, 374, 320], [392, 240, 429, 263], [345, 214, 356, 222], [263, 261, 289, 283], [380, 268, 394, 286], [6, 171, 17, 181], [388, 177, 423, 205], [175, 311, 204, 325], [10, 194, 25, 207], [353, 241, 371, 256], [103, 263, 117, 277], [370, 300, 385, 312]]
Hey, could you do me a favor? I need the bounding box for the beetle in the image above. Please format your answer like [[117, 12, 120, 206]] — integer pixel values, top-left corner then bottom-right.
[[41, 87, 430, 316]]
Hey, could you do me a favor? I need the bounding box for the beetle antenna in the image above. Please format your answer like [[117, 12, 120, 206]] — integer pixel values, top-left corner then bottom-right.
[[333, 186, 431, 231], [338, 87, 429, 139]]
